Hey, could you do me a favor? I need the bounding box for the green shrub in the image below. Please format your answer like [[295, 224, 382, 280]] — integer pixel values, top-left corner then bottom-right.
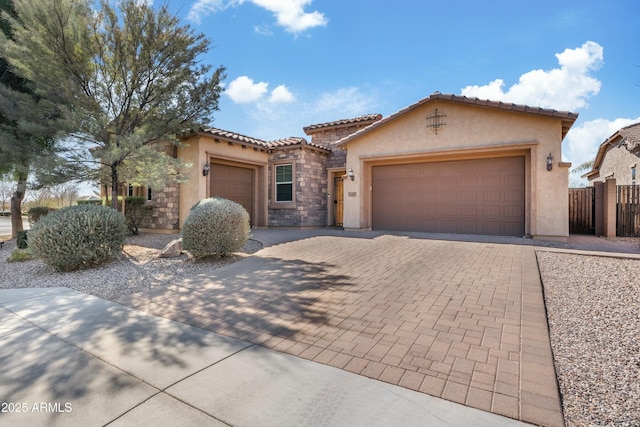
[[6, 248, 34, 262], [182, 197, 250, 259], [17, 230, 28, 249], [28, 205, 127, 271], [77, 199, 103, 206], [28, 206, 55, 225], [124, 196, 146, 235]]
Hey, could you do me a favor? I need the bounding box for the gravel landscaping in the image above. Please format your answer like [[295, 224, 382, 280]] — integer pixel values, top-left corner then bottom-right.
[[537, 251, 640, 427], [0, 233, 262, 301]]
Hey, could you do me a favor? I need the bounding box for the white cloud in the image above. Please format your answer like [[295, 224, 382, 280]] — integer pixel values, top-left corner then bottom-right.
[[313, 87, 377, 117], [251, 0, 327, 34], [461, 41, 604, 111], [237, 86, 379, 140], [187, 0, 327, 34], [225, 76, 269, 103], [187, 0, 238, 25], [269, 85, 295, 103]]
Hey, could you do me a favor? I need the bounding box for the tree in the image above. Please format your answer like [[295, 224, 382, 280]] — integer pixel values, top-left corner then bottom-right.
[[0, 0, 69, 237], [0, 174, 14, 212], [0, 0, 225, 209], [48, 181, 79, 208]]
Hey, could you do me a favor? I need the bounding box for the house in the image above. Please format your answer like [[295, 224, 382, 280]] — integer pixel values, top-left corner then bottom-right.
[[584, 122, 640, 185], [139, 92, 578, 241]]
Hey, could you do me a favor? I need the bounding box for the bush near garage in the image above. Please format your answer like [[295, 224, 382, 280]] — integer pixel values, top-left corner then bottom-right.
[[28, 204, 127, 271], [182, 197, 250, 259]]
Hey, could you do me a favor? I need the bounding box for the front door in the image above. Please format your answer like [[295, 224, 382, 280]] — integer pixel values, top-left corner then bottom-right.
[[334, 176, 344, 227]]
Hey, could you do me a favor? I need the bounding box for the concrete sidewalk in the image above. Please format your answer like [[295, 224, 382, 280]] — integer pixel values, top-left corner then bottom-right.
[[0, 287, 531, 427]]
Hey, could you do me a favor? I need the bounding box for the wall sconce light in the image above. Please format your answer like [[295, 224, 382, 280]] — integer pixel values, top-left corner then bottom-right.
[[347, 168, 355, 181], [202, 162, 210, 176], [546, 153, 553, 171]]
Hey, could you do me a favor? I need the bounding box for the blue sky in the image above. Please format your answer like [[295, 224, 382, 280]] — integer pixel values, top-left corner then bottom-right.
[[168, 0, 639, 184]]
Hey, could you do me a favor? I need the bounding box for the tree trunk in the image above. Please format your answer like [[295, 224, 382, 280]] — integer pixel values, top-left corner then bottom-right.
[[10, 171, 28, 239], [111, 162, 119, 210]]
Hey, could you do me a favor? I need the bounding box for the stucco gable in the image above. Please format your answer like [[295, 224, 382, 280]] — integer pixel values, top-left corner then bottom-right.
[[335, 92, 578, 148], [584, 122, 640, 180]]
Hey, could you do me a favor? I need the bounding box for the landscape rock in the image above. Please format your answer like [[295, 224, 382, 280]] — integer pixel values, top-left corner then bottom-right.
[[159, 238, 183, 258]]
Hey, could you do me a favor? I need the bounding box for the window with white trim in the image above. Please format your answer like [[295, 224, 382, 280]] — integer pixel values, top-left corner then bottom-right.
[[275, 164, 293, 202]]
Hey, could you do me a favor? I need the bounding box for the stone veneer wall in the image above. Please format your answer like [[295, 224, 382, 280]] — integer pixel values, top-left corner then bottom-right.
[[308, 124, 372, 169], [268, 147, 328, 227], [141, 183, 181, 230]]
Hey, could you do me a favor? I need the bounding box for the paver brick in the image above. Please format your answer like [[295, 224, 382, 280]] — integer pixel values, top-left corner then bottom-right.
[[117, 234, 563, 427]]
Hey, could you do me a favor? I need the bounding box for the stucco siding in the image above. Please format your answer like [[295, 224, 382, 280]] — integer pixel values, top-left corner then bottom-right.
[[341, 100, 570, 239], [588, 145, 638, 185], [177, 135, 269, 228]]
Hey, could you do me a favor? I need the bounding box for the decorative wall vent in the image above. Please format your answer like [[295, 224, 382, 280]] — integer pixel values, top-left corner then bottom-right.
[[426, 108, 447, 135]]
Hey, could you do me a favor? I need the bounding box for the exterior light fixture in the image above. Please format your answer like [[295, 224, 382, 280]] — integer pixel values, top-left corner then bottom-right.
[[203, 162, 210, 176], [546, 153, 553, 171], [347, 168, 355, 181]]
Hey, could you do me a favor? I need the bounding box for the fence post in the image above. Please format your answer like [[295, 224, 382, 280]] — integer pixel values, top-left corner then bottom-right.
[[594, 182, 603, 236], [602, 178, 617, 237]]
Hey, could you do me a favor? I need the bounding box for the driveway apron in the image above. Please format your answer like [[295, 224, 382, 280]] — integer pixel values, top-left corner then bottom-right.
[[117, 234, 563, 427]]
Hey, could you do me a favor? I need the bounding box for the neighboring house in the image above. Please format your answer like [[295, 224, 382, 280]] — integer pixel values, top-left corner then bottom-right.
[[584, 122, 640, 186], [135, 92, 578, 241]]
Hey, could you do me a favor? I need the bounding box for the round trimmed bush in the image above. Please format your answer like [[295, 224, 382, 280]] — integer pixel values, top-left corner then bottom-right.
[[29, 204, 127, 271], [182, 197, 250, 259], [28, 206, 55, 226]]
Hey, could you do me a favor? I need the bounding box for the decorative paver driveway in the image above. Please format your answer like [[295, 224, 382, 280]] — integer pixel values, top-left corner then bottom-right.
[[117, 235, 563, 426]]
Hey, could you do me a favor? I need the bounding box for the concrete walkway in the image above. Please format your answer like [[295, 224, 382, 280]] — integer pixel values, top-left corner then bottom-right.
[[0, 287, 529, 427], [115, 230, 563, 426]]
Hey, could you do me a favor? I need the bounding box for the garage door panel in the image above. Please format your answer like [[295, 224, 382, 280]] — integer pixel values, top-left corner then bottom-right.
[[372, 157, 525, 236], [210, 163, 253, 219]]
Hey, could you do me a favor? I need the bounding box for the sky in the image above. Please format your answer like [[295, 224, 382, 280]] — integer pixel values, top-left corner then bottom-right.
[[166, 1, 638, 186]]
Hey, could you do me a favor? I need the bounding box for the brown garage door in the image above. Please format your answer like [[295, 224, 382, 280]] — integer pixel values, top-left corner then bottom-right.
[[210, 163, 253, 219], [372, 157, 525, 235]]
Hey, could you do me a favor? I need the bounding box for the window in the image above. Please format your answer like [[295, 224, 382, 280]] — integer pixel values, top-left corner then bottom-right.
[[275, 164, 293, 202], [632, 166, 636, 185], [128, 184, 134, 197], [147, 187, 152, 201]]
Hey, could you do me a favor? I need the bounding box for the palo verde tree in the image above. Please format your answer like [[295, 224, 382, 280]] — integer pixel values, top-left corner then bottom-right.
[[0, 0, 70, 237], [0, 0, 225, 209]]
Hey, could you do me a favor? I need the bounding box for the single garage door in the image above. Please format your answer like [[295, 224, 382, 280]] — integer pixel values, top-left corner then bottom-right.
[[210, 163, 253, 219], [372, 157, 525, 236]]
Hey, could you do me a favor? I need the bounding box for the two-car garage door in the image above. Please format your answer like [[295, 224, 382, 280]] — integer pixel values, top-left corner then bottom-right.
[[372, 157, 525, 236]]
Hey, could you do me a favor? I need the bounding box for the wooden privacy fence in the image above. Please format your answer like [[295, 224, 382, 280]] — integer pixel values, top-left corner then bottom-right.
[[569, 187, 595, 234], [617, 185, 640, 237]]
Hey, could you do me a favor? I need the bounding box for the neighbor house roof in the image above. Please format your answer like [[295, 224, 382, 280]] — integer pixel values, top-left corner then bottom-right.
[[303, 114, 383, 134], [335, 92, 579, 147], [583, 122, 640, 179]]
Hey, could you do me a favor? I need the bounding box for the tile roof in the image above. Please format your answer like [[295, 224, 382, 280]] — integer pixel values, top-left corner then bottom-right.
[[619, 122, 640, 153], [335, 92, 579, 147], [303, 114, 383, 134], [267, 136, 330, 152], [584, 122, 640, 178], [194, 127, 330, 152], [197, 127, 270, 148]]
